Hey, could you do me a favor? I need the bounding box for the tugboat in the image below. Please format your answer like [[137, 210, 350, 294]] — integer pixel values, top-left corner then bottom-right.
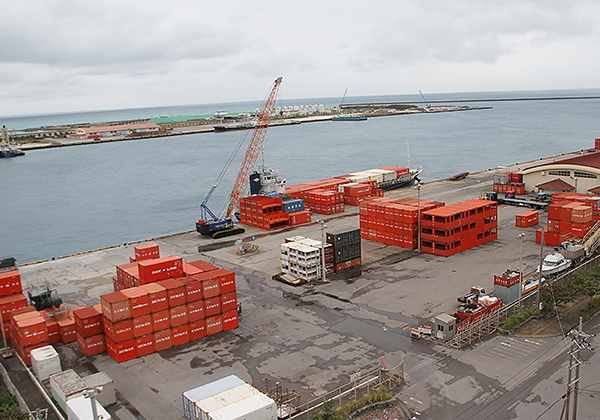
[[0, 125, 25, 158]]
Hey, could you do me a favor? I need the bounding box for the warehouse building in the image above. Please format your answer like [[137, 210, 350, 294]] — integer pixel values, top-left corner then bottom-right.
[[521, 151, 600, 194]]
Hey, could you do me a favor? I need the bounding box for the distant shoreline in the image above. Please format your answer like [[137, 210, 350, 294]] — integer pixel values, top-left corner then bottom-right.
[[342, 95, 600, 107]]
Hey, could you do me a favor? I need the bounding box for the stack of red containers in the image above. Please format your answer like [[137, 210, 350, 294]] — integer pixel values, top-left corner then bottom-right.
[[132, 243, 160, 262], [239, 196, 291, 231], [536, 200, 594, 246], [10, 307, 48, 365], [303, 190, 345, 215], [493, 172, 525, 194], [74, 306, 105, 356], [341, 181, 384, 206], [113, 255, 184, 292], [421, 199, 498, 257], [102, 290, 137, 363], [515, 210, 539, 228], [359, 197, 445, 249], [0, 270, 28, 340]]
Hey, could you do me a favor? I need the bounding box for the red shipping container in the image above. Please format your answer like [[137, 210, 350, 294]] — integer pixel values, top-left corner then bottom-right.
[[104, 318, 133, 343], [138, 283, 168, 312], [0, 293, 28, 322], [46, 319, 60, 344], [189, 319, 206, 341], [73, 306, 103, 337], [138, 256, 183, 284], [135, 334, 155, 357], [172, 324, 190, 346], [58, 317, 77, 344], [215, 269, 236, 295], [120, 287, 150, 318], [289, 210, 311, 225], [106, 337, 136, 363], [205, 315, 223, 336], [101, 291, 131, 323], [134, 243, 159, 261], [132, 314, 153, 338], [187, 260, 218, 272], [220, 292, 237, 313], [178, 278, 203, 302], [154, 328, 173, 351], [191, 272, 221, 298], [595, 138, 600, 150], [157, 279, 186, 308], [0, 271, 22, 297], [187, 300, 205, 322], [77, 332, 106, 357], [204, 297, 221, 317], [169, 305, 188, 327], [15, 316, 47, 347], [222, 310, 239, 331], [151, 310, 170, 332]]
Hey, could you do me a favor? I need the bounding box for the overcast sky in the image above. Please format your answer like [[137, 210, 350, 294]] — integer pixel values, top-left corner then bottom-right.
[[1, 0, 599, 117]]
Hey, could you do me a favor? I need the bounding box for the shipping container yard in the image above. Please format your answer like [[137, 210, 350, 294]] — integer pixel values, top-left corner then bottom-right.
[[3, 148, 600, 420]]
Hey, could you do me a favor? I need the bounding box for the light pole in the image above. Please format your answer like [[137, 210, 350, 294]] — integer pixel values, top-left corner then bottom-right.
[[82, 386, 103, 420], [414, 182, 422, 252], [518, 232, 525, 303], [318, 220, 327, 282]]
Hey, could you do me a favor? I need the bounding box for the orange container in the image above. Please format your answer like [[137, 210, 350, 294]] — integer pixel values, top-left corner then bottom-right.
[[157, 279, 186, 308], [77, 332, 106, 357], [101, 291, 131, 323], [0, 293, 28, 322], [121, 287, 150, 318], [187, 260, 218, 272], [153, 328, 172, 351], [135, 334, 155, 357], [215, 269, 236, 295], [15, 315, 48, 347], [134, 243, 159, 261], [106, 337, 136, 363], [222, 310, 239, 331], [220, 292, 237, 314], [151, 310, 170, 332], [138, 256, 183, 284], [73, 306, 103, 337], [132, 314, 153, 338], [187, 300, 205, 322], [169, 305, 188, 327], [205, 315, 223, 336], [178, 278, 203, 302], [204, 297, 221, 318], [46, 319, 60, 344], [0, 271, 22, 297], [172, 324, 190, 346], [189, 319, 206, 341], [103, 318, 133, 343], [138, 283, 168, 312], [58, 317, 77, 344]]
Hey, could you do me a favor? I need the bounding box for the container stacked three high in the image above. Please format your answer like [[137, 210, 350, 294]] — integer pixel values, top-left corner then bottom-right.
[[536, 192, 600, 246], [77, 243, 239, 363]]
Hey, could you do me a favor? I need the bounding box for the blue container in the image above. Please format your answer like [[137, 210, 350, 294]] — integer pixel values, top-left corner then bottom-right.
[[283, 199, 305, 213]]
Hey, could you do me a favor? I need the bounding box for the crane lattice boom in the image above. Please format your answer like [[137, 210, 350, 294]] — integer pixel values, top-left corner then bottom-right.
[[226, 77, 283, 218]]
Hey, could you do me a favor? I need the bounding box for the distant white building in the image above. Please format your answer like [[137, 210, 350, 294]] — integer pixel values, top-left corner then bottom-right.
[[71, 122, 160, 139]]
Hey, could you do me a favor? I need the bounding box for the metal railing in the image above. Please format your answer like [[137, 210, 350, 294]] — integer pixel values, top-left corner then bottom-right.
[[446, 253, 600, 349]]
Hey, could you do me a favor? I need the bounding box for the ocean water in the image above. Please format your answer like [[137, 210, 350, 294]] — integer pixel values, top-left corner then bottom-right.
[[1, 89, 599, 264]]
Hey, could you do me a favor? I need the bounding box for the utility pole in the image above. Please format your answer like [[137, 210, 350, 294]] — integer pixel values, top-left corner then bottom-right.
[[319, 220, 327, 282], [561, 317, 592, 420], [537, 230, 544, 314], [414, 182, 422, 252]]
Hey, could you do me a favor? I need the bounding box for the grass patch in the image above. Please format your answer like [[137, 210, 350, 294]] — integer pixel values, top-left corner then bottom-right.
[[501, 307, 537, 331], [310, 386, 393, 420]]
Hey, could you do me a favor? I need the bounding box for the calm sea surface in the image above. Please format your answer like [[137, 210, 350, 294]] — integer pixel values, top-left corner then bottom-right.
[[1, 89, 599, 264]]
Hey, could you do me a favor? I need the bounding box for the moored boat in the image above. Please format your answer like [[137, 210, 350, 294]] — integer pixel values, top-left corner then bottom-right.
[[332, 115, 367, 121], [0, 126, 24, 158], [536, 252, 572, 276]]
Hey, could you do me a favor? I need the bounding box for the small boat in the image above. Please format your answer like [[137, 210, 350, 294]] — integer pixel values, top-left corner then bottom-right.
[[537, 252, 572, 276], [522, 275, 545, 294], [332, 115, 367, 121], [0, 126, 25, 158]]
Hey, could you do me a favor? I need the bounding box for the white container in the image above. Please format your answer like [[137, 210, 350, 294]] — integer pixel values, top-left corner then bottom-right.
[[83, 372, 116, 407], [66, 394, 111, 420], [50, 369, 89, 413], [31, 345, 61, 381], [183, 375, 246, 420], [196, 389, 277, 420]]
